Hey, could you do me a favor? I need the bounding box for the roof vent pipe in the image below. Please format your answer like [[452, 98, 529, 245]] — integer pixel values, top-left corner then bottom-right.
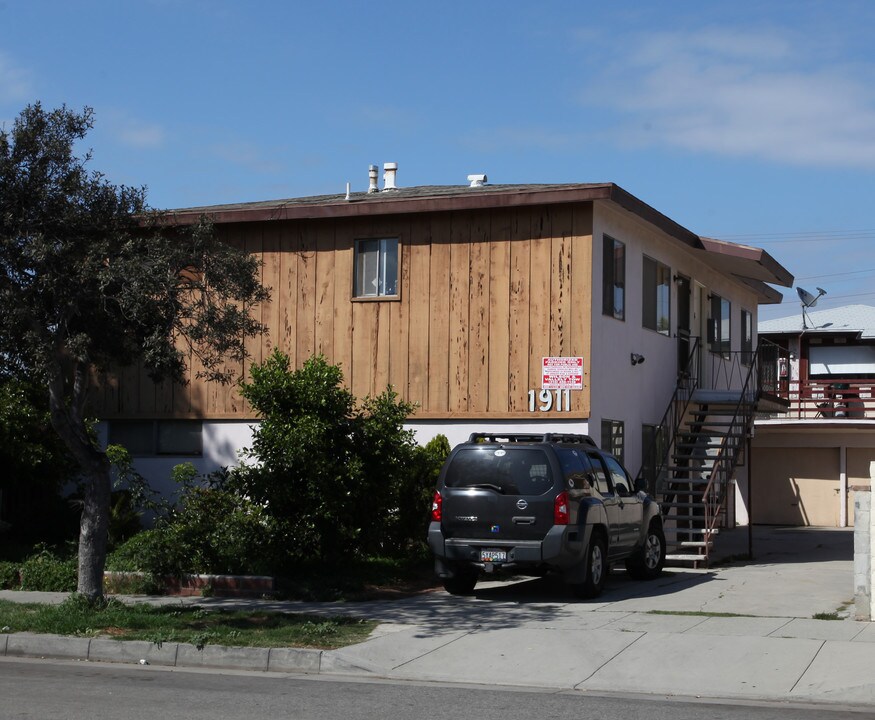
[[367, 165, 379, 193], [383, 162, 398, 190], [468, 174, 487, 188]]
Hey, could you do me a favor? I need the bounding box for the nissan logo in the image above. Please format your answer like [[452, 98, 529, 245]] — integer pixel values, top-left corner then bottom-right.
[[516, 499, 528, 510]]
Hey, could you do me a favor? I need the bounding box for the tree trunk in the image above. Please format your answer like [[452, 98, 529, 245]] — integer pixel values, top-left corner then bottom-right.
[[47, 361, 111, 601], [75, 457, 112, 600]]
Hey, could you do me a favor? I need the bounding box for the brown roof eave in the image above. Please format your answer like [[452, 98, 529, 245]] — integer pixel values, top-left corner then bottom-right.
[[700, 236, 794, 288], [736, 276, 784, 304], [608, 185, 701, 250], [153, 184, 617, 226]]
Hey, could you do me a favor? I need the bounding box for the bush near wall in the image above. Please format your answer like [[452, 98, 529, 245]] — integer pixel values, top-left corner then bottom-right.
[[104, 353, 451, 581], [0, 561, 20, 589], [18, 546, 77, 592], [232, 351, 449, 569]]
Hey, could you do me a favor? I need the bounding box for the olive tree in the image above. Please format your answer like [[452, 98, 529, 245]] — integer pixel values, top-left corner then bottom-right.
[[0, 103, 268, 599]]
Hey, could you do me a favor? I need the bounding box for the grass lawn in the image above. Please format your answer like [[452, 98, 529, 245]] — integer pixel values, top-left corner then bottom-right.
[[0, 597, 376, 650]]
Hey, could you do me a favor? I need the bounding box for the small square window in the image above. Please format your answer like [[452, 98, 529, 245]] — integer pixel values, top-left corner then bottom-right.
[[157, 420, 202, 456], [600, 418, 625, 465], [108, 420, 202, 457], [108, 421, 154, 456], [354, 238, 398, 298]]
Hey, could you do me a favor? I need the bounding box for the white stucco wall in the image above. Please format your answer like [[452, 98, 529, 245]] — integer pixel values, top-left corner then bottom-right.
[[98, 421, 256, 499], [589, 203, 764, 481]]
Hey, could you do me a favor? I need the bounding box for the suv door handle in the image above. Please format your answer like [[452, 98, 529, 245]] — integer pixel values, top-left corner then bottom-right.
[[513, 516, 536, 525]]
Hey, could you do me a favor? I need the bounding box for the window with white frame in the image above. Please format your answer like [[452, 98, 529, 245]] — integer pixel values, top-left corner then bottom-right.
[[642, 256, 671, 335], [354, 238, 398, 298]]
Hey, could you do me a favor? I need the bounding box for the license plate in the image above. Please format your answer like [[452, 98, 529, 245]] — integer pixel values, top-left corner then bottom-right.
[[480, 549, 506, 563]]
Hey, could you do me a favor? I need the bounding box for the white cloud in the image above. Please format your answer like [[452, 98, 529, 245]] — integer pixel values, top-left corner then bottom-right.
[[0, 52, 33, 102], [209, 141, 284, 175], [117, 121, 166, 149], [461, 126, 583, 154], [585, 26, 875, 169], [104, 110, 166, 149]]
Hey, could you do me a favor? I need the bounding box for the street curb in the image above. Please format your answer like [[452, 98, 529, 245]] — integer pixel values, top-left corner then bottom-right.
[[0, 633, 325, 674]]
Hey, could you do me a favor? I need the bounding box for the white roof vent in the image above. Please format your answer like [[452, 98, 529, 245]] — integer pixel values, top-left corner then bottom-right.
[[367, 165, 379, 193], [467, 173, 487, 188], [383, 162, 398, 191]]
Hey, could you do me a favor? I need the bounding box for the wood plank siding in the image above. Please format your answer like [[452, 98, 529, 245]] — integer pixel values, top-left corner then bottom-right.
[[94, 203, 594, 420]]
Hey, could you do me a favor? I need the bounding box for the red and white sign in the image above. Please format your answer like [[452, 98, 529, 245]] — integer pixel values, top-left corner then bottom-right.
[[542, 356, 584, 390]]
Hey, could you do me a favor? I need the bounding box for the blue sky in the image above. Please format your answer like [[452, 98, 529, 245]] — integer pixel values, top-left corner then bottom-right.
[[2, 1, 874, 321]]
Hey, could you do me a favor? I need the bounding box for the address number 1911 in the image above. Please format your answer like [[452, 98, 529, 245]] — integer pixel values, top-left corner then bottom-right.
[[528, 389, 571, 412]]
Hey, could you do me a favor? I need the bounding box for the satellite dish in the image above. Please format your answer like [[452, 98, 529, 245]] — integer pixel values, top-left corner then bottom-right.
[[796, 286, 824, 307], [796, 286, 827, 328]]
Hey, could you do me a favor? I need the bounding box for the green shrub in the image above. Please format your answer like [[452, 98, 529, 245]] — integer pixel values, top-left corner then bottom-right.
[[233, 351, 441, 567], [161, 481, 275, 576], [106, 529, 181, 576], [0, 561, 20, 589], [108, 477, 274, 578], [19, 546, 77, 591]]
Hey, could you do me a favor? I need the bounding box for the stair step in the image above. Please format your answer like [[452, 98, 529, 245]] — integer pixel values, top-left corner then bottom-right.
[[686, 421, 741, 428], [663, 527, 719, 535], [666, 466, 716, 475], [666, 553, 709, 562], [676, 541, 713, 549], [662, 502, 706, 509]]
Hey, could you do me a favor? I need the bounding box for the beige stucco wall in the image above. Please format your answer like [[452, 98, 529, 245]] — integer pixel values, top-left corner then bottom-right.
[[751, 422, 875, 527]]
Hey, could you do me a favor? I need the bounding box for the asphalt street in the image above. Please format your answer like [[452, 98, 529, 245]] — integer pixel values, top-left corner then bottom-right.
[[1, 657, 870, 720]]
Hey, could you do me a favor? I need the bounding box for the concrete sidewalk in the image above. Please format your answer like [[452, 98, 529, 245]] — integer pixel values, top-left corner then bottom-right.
[[2, 526, 873, 708]]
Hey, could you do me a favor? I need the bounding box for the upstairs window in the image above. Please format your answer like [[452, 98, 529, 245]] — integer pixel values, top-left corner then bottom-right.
[[602, 235, 625, 320], [709, 293, 731, 358], [354, 238, 398, 298], [642, 256, 671, 335], [741, 309, 753, 365]]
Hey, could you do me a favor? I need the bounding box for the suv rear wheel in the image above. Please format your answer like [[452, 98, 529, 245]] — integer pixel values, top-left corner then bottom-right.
[[571, 533, 607, 599], [625, 520, 666, 580], [443, 568, 478, 596]]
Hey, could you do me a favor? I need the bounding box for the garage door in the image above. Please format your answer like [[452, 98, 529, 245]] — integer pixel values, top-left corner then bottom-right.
[[752, 447, 840, 526]]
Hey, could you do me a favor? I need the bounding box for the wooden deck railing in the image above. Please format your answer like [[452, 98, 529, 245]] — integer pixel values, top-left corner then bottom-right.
[[766, 379, 875, 419]]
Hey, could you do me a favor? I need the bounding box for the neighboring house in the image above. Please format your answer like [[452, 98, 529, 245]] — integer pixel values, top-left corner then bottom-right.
[[754, 304, 875, 527], [95, 167, 794, 562]]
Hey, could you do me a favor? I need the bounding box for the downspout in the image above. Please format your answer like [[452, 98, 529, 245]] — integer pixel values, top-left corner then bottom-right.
[[840, 445, 848, 528], [747, 432, 754, 559]]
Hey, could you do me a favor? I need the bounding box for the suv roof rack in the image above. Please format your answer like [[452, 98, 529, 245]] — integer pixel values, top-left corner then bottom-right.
[[466, 433, 597, 447]]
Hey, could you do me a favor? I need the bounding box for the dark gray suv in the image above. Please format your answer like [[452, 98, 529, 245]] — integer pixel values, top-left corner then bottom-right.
[[427, 433, 665, 598]]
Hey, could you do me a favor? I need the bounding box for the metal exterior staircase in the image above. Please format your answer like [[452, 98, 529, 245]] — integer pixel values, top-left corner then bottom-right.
[[638, 338, 785, 568]]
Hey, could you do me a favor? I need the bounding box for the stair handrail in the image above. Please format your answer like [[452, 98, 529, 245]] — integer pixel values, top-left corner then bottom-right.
[[637, 337, 700, 495], [700, 338, 781, 534]]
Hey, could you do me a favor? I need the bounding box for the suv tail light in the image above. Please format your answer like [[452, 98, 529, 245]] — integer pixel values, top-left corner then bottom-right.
[[554, 491, 570, 525], [431, 491, 442, 522]]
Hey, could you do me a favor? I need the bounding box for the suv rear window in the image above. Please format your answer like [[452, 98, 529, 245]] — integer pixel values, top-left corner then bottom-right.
[[443, 447, 554, 496]]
